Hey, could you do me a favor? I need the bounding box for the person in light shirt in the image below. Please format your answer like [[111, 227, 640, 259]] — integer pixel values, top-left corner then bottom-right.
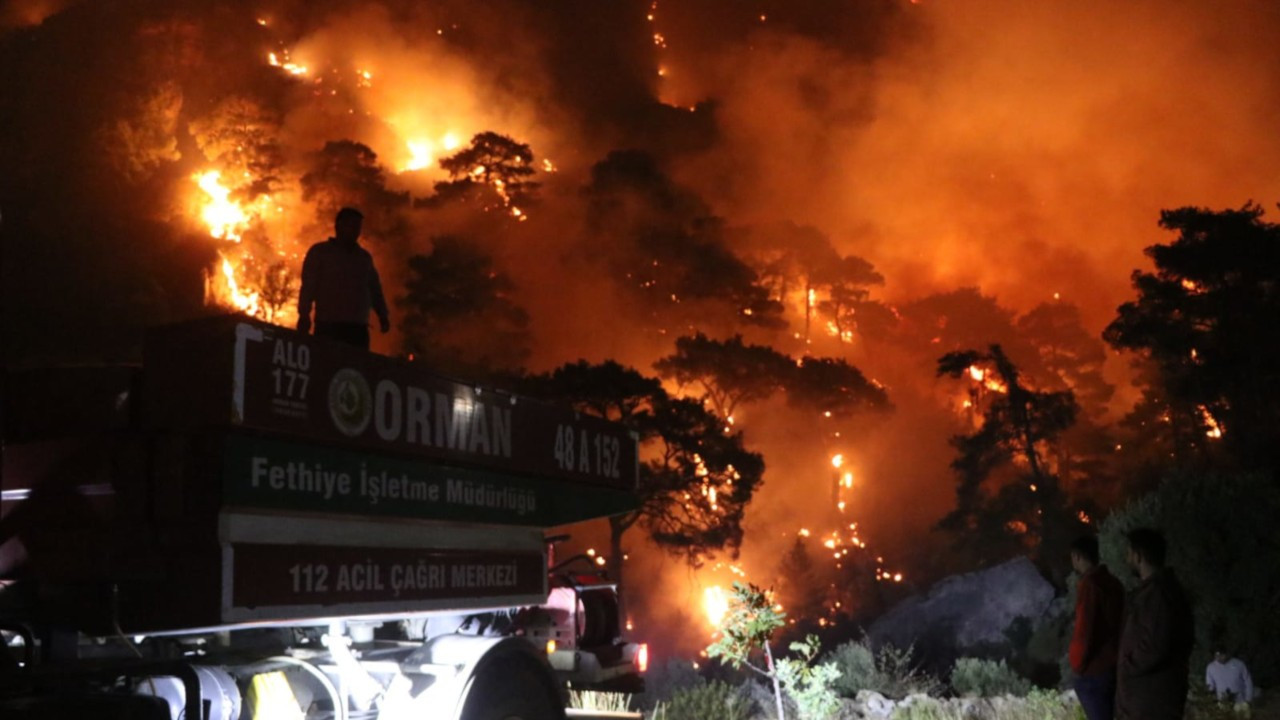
[[1206, 649, 1255, 704]]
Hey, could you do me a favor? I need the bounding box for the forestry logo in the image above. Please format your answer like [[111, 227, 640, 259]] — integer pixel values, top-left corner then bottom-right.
[[328, 368, 372, 437]]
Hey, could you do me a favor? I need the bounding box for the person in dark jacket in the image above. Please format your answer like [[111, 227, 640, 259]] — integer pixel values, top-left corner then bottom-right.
[[296, 207, 390, 350], [1116, 528, 1195, 720], [1069, 535, 1126, 720]]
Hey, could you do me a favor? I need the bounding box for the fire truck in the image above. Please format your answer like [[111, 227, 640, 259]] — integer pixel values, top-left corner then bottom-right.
[[0, 316, 646, 720]]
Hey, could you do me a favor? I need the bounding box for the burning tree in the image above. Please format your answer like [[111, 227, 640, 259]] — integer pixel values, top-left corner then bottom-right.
[[936, 345, 1082, 572], [654, 333, 794, 419], [814, 253, 888, 344], [188, 96, 284, 199], [1104, 204, 1280, 474], [432, 131, 540, 212], [301, 140, 409, 229], [521, 361, 764, 605]]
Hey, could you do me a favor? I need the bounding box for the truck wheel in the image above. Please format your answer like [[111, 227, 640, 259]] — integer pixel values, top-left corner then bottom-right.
[[458, 654, 563, 720]]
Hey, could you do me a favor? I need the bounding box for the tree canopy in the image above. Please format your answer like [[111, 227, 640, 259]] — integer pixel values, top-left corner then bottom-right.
[[936, 344, 1082, 571], [583, 150, 785, 330], [399, 235, 531, 379], [432, 131, 540, 210], [522, 360, 765, 585], [654, 333, 794, 418], [1105, 204, 1280, 473]]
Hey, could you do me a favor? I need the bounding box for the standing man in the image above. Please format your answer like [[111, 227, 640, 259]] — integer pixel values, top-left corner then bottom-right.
[[1069, 535, 1125, 720], [1205, 647, 1254, 705], [1116, 528, 1195, 720], [296, 207, 391, 350]]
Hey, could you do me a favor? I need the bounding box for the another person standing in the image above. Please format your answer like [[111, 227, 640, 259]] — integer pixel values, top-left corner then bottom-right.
[[1205, 648, 1255, 704], [1069, 535, 1126, 720], [1116, 528, 1195, 720], [296, 207, 390, 350]]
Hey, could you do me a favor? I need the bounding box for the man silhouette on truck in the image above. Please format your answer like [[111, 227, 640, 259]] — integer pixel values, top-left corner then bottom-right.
[[296, 207, 391, 350]]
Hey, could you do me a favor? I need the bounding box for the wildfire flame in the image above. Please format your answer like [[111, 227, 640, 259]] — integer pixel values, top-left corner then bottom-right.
[[266, 50, 308, 76], [703, 586, 729, 627], [1198, 405, 1225, 439], [219, 256, 261, 316], [402, 132, 465, 172], [195, 170, 250, 242]]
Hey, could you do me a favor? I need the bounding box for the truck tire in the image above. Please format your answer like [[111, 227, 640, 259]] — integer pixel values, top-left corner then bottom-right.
[[458, 653, 564, 720]]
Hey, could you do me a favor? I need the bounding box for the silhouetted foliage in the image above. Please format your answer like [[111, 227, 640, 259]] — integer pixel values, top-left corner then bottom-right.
[[584, 150, 784, 330], [97, 81, 183, 183], [300, 140, 409, 228], [399, 236, 531, 378], [937, 345, 1083, 571], [787, 356, 891, 420], [522, 361, 765, 598], [1104, 203, 1280, 473], [431, 131, 540, 209], [655, 333, 794, 418], [1017, 302, 1114, 417], [776, 538, 822, 622], [1098, 472, 1280, 687]]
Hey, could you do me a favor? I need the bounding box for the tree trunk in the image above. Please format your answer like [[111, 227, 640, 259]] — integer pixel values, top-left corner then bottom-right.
[[764, 642, 786, 720], [804, 281, 813, 345]]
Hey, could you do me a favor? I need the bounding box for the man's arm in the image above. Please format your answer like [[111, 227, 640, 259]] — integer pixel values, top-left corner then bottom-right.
[[1241, 662, 1254, 703], [1069, 576, 1098, 674], [297, 247, 317, 332], [369, 261, 390, 333], [1121, 587, 1174, 677]]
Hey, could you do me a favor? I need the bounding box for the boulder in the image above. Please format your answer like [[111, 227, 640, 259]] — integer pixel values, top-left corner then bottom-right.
[[850, 690, 896, 719], [867, 556, 1055, 668]]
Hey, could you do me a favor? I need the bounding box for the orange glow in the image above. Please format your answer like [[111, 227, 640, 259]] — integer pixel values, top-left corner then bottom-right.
[[703, 586, 729, 627], [217, 255, 260, 316], [1198, 405, 1224, 439], [194, 170, 250, 242]]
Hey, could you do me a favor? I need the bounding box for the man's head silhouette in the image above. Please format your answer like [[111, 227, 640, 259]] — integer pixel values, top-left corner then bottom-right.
[[335, 207, 363, 244]]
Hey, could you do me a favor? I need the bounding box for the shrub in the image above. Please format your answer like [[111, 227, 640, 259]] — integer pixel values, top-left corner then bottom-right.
[[949, 657, 1032, 697], [1098, 472, 1280, 687], [657, 680, 751, 720], [776, 637, 842, 720], [827, 639, 942, 700], [1009, 688, 1083, 720], [828, 640, 877, 697]]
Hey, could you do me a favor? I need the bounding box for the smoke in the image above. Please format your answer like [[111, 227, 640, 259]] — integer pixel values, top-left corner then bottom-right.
[[669, 0, 1280, 325], [5, 0, 1280, 655], [0, 0, 73, 28]]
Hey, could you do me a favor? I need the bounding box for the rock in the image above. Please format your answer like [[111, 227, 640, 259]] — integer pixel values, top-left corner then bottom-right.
[[867, 556, 1055, 669], [851, 690, 896, 719]]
